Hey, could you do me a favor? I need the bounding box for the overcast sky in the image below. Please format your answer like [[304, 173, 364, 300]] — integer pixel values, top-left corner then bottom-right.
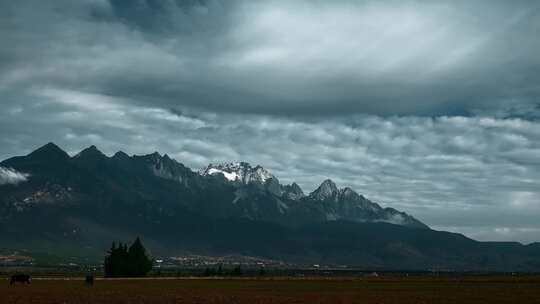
[[1, 0, 540, 243]]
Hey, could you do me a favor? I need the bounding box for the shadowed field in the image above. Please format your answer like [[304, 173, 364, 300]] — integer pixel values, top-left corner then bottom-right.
[[2, 276, 540, 304]]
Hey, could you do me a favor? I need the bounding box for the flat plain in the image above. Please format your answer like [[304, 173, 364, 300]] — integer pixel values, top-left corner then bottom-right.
[[2, 276, 540, 304]]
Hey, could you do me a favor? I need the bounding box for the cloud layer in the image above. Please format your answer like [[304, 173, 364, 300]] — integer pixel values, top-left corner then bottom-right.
[[1, 1, 540, 243], [0, 167, 29, 185], [1, 0, 539, 116]]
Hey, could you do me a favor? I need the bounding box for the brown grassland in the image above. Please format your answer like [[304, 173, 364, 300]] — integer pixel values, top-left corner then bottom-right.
[[2, 276, 540, 304]]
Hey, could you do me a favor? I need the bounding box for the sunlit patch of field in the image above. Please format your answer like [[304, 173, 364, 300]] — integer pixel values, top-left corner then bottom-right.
[[2, 276, 540, 304]]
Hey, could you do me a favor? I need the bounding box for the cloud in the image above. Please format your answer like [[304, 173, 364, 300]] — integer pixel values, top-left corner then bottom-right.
[[0, 167, 29, 185], [1, 0, 540, 116]]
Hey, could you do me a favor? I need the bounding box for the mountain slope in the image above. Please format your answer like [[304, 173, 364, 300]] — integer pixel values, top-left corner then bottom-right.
[[1, 143, 425, 228], [199, 163, 426, 228], [1, 143, 539, 270]]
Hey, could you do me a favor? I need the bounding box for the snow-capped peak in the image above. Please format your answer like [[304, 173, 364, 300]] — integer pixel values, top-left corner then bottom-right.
[[206, 167, 240, 181], [200, 162, 275, 184]]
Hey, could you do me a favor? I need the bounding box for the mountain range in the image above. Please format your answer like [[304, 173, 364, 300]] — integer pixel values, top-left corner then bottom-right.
[[1, 143, 539, 271]]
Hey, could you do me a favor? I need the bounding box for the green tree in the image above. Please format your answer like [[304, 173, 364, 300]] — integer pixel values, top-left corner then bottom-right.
[[104, 242, 129, 277], [104, 237, 153, 277], [104, 242, 116, 277], [127, 237, 153, 276]]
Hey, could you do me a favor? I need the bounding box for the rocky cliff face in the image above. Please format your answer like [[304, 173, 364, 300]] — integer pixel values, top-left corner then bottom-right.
[[2, 143, 540, 271], [0, 143, 427, 229]]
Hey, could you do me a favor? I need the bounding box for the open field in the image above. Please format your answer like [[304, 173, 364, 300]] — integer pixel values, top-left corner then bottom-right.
[[2, 276, 540, 304]]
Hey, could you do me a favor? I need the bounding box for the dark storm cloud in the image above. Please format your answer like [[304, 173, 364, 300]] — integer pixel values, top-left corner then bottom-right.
[[2, 0, 540, 116], [1, 0, 540, 243]]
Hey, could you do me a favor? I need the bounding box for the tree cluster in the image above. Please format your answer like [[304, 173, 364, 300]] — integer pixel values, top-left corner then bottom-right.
[[104, 237, 153, 277]]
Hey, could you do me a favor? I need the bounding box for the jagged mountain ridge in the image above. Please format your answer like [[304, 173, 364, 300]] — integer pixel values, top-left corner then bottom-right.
[[0, 143, 426, 228], [2, 143, 540, 271], [200, 162, 275, 185], [198, 161, 426, 228]]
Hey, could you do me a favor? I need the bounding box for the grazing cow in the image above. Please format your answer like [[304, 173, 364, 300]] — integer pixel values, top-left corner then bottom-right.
[[10, 274, 31, 285], [85, 275, 94, 286]]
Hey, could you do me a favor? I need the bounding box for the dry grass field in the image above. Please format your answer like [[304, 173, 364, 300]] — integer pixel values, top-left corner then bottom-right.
[[2, 276, 540, 304]]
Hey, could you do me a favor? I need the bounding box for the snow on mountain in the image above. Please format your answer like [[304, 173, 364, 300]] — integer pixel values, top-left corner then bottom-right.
[[200, 162, 276, 185], [0, 143, 428, 230], [206, 167, 240, 181], [199, 165, 426, 228]]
